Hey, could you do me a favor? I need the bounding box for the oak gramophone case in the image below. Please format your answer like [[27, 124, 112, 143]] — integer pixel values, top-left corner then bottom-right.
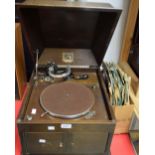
[[16, 0, 121, 155]]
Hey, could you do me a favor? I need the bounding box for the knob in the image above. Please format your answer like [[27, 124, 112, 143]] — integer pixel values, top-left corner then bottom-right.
[[71, 142, 75, 146], [26, 115, 32, 121]]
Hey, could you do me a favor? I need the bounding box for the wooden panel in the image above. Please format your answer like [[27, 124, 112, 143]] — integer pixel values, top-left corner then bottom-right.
[[39, 9, 98, 48], [17, 0, 113, 9], [119, 0, 139, 62], [38, 48, 97, 68], [24, 132, 108, 154], [18, 6, 121, 66], [68, 132, 108, 154], [19, 8, 44, 58], [119, 62, 139, 95], [130, 87, 139, 118], [15, 23, 27, 99], [25, 132, 64, 154], [114, 120, 131, 134]]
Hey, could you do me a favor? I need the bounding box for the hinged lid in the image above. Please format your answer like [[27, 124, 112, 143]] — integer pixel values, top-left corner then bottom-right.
[[17, 0, 121, 67]]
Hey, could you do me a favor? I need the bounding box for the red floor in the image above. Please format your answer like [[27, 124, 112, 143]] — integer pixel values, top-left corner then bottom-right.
[[15, 88, 135, 155]]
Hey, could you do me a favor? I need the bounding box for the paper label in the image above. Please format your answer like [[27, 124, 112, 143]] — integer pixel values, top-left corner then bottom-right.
[[31, 108, 37, 115], [61, 124, 72, 129], [47, 126, 55, 131], [62, 52, 74, 63], [38, 139, 46, 143]]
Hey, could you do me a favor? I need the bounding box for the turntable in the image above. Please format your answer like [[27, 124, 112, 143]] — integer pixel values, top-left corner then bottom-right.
[[16, 1, 121, 155]]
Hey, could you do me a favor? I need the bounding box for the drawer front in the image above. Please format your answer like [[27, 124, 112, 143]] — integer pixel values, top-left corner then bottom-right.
[[24, 132, 64, 154], [68, 132, 108, 154]]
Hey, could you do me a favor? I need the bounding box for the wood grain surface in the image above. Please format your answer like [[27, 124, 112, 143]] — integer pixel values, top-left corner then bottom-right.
[[15, 23, 27, 99]]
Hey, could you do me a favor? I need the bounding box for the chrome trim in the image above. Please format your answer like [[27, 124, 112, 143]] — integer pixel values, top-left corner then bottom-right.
[[48, 66, 71, 79]]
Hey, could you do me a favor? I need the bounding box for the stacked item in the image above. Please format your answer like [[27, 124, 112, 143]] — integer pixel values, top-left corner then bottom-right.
[[101, 62, 131, 106], [101, 62, 133, 134]]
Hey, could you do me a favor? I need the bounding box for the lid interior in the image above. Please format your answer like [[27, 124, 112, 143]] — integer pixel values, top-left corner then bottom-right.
[[19, 5, 121, 67]]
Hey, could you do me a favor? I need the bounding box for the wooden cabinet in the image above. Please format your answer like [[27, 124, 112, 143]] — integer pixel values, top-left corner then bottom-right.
[[16, 1, 121, 155]]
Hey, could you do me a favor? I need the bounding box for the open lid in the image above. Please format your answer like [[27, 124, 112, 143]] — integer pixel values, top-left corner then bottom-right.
[[17, 0, 121, 67]]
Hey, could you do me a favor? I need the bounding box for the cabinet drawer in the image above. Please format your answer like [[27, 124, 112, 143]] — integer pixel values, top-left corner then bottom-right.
[[68, 132, 108, 154], [24, 132, 64, 154]]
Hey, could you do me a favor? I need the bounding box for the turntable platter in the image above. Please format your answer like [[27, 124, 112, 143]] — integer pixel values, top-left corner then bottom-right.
[[40, 82, 95, 119]]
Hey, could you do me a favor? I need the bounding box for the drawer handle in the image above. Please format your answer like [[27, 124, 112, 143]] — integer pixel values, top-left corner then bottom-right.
[[38, 139, 46, 144], [59, 142, 63, 148]]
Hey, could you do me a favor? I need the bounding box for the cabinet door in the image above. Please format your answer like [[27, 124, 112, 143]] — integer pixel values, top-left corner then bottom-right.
[[24, 132, 64, 154], [67, 132, 108, 154]]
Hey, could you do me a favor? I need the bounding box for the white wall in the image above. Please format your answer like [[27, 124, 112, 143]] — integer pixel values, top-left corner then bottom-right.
[[78, 0, 130, 63]]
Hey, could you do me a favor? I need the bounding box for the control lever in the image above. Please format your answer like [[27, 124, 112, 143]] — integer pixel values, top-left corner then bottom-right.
[[34, 49, 39, 80], [71, 74, 89, 80]]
